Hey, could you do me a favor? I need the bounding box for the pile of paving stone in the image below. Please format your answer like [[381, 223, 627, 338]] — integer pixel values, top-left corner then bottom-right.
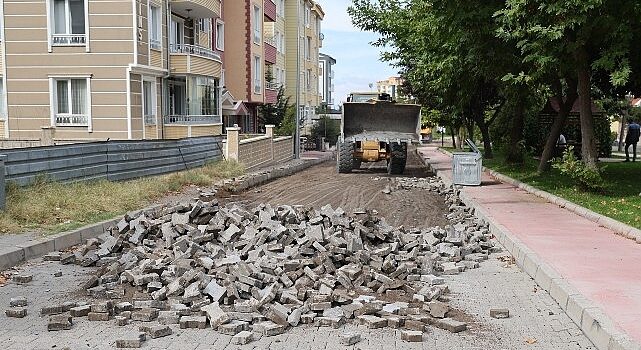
[[43, 178, 497, 345]]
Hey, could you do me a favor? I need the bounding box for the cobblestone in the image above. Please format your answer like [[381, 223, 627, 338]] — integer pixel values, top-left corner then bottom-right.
[[0, 243, 595, 350]]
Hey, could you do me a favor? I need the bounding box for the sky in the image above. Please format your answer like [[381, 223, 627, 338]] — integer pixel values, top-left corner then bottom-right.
[[315, 0, 397, 107]]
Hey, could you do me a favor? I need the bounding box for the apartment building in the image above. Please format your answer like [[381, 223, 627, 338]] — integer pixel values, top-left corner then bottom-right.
[[284, 0, 323, 125], [264, 0, 286, 102], [318, 52, 335, 109], [0, 0, 224, 140], [377, 76, 406, 102], [221, 0, 276, 134]]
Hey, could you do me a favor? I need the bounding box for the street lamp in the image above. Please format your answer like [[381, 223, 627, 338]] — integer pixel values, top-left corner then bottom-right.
[[618, 92, 634, 152]]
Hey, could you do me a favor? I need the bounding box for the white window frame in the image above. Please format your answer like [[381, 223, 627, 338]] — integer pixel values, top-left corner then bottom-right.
[[254, 56, 262, 94], [305, 36, 311, 61], [305, 5, 311, 27], [148, 4, 161, 50], [46, 0, 90, 52], [215, 20, 225, 51], [142, 77, 157, 127], [48, 75, 92, 131], [306, 69, 311, 91], [253, 5, 262, 44], [170, 16, 184, 51]]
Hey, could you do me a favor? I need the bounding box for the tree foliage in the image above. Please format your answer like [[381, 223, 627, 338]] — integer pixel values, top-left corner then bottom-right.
[[349, 0, 641, 173], [258, 87, 290, 128]]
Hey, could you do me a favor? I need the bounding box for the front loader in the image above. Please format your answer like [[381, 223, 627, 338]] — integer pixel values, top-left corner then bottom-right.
[[337, 97, 421, 175]]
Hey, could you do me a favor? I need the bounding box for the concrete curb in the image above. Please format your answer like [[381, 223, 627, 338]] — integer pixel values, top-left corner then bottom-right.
[[419, 147, 641, 350], [0, 155, 331, 272], [437, 147, 641, 244]]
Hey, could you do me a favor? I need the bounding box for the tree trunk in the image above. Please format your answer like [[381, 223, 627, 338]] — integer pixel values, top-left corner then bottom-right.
[[538, 78, 578, 173], [506, 90, 526, 164], [466, 121, 475, 144], [477, 120, 493, 159], [576, 46, 598, 169], [450, 125, 457, 148]]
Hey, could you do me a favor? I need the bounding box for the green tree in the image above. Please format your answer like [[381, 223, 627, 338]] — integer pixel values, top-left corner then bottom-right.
[[496, 0, 641, 169], [311, 116, 341, 147], [258, 86, 290, 128], [349, 0, 530, 160], [276, 106, 296, 136]]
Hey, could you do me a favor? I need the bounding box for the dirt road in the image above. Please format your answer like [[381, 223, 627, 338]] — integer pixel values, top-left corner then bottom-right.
[[226, 149, 450, 228]]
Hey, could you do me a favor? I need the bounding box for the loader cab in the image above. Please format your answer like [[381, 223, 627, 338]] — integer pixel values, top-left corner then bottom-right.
[[347, 92, 392, 103]]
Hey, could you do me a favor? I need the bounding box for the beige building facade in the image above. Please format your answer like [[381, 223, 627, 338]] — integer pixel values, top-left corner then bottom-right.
[[377, 76, 406, 102], [284, 0, 323, 126], [0, 0, 224, 140]]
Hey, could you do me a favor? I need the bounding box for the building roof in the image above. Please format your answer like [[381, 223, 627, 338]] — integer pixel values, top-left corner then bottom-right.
[[319, 52, 336, 64]]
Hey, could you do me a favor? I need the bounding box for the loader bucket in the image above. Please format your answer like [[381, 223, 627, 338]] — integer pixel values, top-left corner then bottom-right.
[[342, 102, 421, 142]]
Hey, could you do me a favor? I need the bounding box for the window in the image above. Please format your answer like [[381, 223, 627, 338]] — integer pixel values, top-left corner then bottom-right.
[[253, 6, 261, 44], [305, 5, 311, 27], [306, 69, 311, 90], [170, 18, 184, 51], [254, 56, 262, 94], [143, 80, 156, 125], [278, 0, 285, 17], [149, 5, 161, 50], [198, 18, 211, 33], [305, 37, 311, 60], [216, 21, 224, 50], [275, 31, 281, 53], [53, 78, 89, 126], [51, 0, 86, 45]]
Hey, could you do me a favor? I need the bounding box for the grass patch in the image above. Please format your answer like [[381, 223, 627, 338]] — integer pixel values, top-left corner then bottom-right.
[[0, 160, 245, 235], [479, 150, 641, 230]]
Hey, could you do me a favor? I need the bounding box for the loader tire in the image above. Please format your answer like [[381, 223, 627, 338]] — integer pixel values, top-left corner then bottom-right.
[[387, 142, 407, 175], [337, 141, 354, 173], [353, 158, 362, 169]]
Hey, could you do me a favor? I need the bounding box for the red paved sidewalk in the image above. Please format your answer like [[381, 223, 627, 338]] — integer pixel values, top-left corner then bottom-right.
[[418, 145, 641, 347]]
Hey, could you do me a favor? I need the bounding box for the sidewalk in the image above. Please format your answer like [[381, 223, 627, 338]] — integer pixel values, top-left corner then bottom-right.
[[418, 145, 641, 350]]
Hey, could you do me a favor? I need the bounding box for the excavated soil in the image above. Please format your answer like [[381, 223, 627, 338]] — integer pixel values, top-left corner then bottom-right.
[[224, 149, 450, 228]]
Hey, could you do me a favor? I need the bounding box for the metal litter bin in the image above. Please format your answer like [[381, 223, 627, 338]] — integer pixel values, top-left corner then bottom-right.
[[452, 139, 482, 186]]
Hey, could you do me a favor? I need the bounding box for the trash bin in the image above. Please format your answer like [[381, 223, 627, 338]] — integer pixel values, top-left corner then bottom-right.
[[452, 139, 482, 186]]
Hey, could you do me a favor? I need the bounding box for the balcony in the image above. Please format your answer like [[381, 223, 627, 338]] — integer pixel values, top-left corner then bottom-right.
[[171, 0, 221, 19], [170, 44, 222, 77], [55, 114, 89, 127], [265, 82, 279, 104], [52, 34, 86, 46], [264, 39, 277, 64], [264, 0, 276, 22], [163, 115, 222, 125]]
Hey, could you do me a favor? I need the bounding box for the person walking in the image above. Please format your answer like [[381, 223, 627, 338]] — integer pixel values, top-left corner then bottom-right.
[[625, 119, 640, 162]]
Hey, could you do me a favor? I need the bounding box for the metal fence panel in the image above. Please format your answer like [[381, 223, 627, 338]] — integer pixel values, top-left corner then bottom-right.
[[0, 136, 223, 186]]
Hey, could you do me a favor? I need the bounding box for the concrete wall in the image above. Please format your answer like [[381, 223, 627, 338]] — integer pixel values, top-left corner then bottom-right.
[[0, 136, 223, 186], [225, 124, 293, 169], [273, 136, 294, 163]]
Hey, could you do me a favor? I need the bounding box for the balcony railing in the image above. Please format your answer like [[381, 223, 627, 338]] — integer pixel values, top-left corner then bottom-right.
[[169, 44, 221, 61], [56, 114, 89, 127], [264, 36, 276, 47], [266, 81, 280, 90], [144, 115, 157, 125], [52, 34, 86, 46], [150, 39, 161, 50], [163, 115, 222, 125]]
